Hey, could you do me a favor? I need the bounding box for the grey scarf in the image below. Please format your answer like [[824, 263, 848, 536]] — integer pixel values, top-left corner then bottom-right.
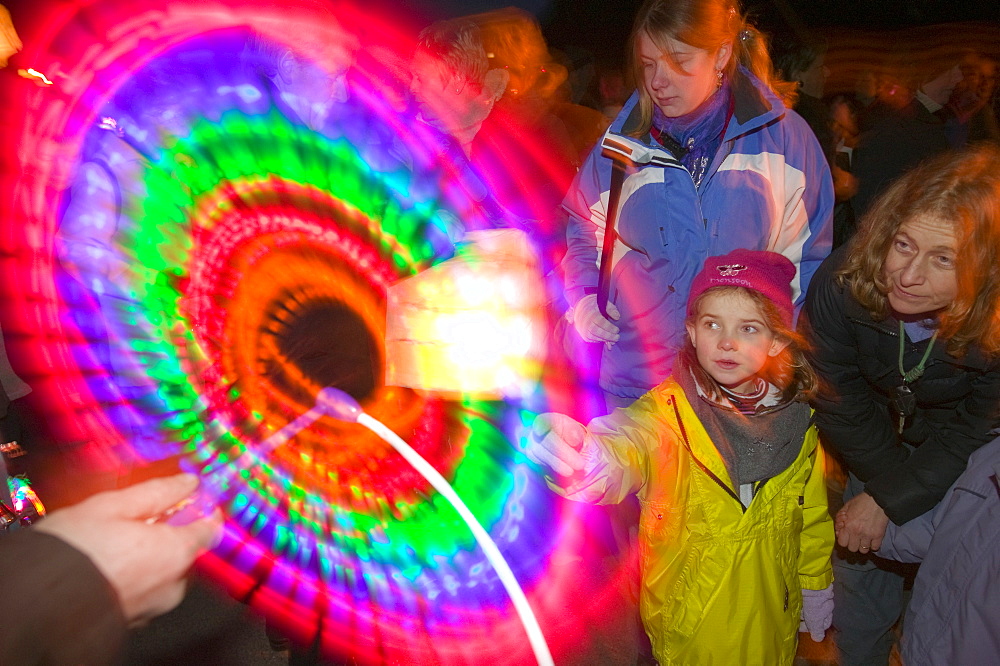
[[675, 357, 812, 491]]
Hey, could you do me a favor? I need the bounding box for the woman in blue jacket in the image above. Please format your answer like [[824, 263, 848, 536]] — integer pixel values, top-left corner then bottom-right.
[[562, 0, 833, 408]]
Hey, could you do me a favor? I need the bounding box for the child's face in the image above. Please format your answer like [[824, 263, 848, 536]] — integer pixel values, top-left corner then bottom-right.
[[685, 289, 789, 393]]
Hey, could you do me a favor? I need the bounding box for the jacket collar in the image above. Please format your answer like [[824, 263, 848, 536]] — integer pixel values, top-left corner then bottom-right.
[[844, 293, 996, 371], [725, 66, 783, 140], [661, 379, 817, 499]]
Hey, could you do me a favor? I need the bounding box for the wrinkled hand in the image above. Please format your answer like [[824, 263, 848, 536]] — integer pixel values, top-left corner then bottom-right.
[[835, 491, 889, 553], [36, 474, 223, 626], [799, 584, 834, 642], [525, 413, 589, 478], [571, 294, 620, 348]]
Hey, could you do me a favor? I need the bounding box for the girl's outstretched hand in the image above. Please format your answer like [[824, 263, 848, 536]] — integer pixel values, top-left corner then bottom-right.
[[526, 413, 589, 477]]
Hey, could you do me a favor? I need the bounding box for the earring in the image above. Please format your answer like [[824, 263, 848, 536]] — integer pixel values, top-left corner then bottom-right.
[[716, 69, 723, 89]]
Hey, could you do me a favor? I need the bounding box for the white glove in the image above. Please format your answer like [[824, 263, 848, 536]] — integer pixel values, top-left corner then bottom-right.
[[571, 293, 620, 347], [799, 584, 834, 642], [526, 413, 589, 477]]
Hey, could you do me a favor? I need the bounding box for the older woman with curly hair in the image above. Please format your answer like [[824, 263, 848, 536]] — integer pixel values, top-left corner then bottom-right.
[[802, 143, 1000, 666]]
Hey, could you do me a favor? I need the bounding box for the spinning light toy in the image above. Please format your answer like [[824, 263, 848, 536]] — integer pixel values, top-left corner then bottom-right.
[[0, 1, 611, 663]]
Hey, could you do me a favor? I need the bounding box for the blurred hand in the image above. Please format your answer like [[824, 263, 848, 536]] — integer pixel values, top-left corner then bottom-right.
[[834, 491, 889, 554], [572, 294, 620, 348], [831, 165, 858, 202], [526, 413, 589, 477], [0, 4, 22, 69], [36, 474, 223, 626]]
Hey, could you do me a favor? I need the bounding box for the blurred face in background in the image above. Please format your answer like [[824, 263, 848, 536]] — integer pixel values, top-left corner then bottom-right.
[[964, 58, 998, 102], [795, 53, 829, 98], [921, 63, 963, 106], [409, 47, 484, 135], [409, 49, 454, 127], [977, 61, 997, 98], [830, 96, 859, 148], [638, 31, 731, 118], [282, 39, 355, 105]]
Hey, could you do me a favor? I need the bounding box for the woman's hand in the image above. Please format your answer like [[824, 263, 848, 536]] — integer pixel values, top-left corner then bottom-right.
[[571, 294, 620, 348], [834, 491, 889, 553]]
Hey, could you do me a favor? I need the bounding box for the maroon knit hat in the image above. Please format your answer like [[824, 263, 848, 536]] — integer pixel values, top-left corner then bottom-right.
[[687, 249, 796, 327]]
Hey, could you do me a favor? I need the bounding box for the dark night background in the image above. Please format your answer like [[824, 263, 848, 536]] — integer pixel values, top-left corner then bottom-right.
[[6, 1, 1000, 68], [374, 0, 1000, 67]]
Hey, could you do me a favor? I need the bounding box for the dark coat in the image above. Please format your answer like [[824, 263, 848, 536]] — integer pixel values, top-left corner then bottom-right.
[[0, 530, 127, 664], [801, 248, 1000, 524]]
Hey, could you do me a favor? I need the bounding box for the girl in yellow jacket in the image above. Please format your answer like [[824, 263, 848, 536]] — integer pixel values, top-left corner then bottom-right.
[[528, 249, 834, 665]]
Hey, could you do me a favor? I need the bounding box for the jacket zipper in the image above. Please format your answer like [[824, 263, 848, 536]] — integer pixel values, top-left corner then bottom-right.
[[667, 395, 746, 513], [848, 316, 898, 337], [672, 393, 801, 616], [850, 317, 946, 365]]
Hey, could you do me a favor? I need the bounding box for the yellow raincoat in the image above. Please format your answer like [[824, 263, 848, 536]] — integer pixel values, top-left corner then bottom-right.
[[550, 378, 834, 665]]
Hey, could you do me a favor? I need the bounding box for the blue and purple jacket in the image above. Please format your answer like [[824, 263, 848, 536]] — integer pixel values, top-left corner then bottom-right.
[[562, 67, 833, 399]]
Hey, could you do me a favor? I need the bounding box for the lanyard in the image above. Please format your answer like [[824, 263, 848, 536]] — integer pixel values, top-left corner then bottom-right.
[[894, 321, 939, 433], [898, 320, 938, 382]]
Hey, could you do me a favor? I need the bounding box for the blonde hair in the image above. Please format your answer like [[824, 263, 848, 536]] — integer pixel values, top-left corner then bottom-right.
[[683, 286, 818, 402], [626, 0, 796, 137], [474, 7, 559, 99], [836, 144, 1000, 358]]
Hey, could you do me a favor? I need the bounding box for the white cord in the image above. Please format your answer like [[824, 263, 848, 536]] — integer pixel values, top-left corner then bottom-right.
[[357, 412, 554, 666], [233, 389, 553, 665]]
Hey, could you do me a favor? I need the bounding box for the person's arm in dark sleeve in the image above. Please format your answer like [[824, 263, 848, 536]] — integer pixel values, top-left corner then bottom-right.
[[0, 530, 128, 665], [1, 474, 222, 665]]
